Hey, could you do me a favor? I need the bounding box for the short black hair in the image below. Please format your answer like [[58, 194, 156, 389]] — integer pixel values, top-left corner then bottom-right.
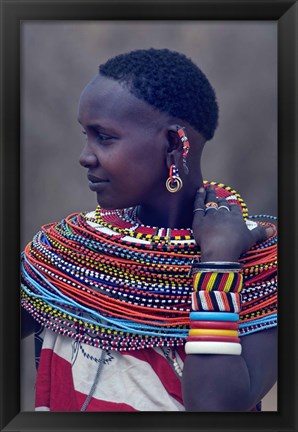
[[99, 48, 218, 141]]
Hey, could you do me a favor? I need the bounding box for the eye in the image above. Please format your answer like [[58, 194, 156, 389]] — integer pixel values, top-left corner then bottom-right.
[[95, 132, 113, 142], [81, 129, 114, 144]]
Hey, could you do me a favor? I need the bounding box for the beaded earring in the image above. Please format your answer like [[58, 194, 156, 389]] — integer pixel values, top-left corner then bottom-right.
[[177, 127, 190, 175], [166, 164, 183, 193]]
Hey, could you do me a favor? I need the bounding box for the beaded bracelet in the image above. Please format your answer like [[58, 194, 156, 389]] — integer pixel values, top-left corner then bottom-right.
[[191, 291, 242, 313], [193, 271, 243, 292], [185, 341, 242, 355]]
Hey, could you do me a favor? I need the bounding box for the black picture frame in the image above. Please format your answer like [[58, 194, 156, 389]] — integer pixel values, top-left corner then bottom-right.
[[0, 1, 297, 431]]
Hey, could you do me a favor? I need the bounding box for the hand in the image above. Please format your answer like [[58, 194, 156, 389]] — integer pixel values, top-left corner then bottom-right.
[[192, 186, 273, 262]]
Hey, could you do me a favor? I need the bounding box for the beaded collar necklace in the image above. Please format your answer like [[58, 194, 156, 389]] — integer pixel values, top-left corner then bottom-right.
[[21, 181, 277, 351], [93, 180, 248, 247]]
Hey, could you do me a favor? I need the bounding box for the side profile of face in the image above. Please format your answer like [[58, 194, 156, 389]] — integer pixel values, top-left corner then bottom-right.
[[78, 75, 173, 210]]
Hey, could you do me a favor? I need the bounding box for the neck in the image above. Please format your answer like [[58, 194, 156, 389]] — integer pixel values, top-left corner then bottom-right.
[[137, 177, 204, 229]]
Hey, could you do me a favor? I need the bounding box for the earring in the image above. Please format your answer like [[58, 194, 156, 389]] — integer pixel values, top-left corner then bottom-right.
[[177, 127, 190, 175], [166, 164, 183, 193]]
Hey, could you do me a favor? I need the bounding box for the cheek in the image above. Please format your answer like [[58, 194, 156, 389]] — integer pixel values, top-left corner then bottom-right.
[[102, 135, 166, 185], [127, 152, 165, 183], [127, 138, 165, 170]]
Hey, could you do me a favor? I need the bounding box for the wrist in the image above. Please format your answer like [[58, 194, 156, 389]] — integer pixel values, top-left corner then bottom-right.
[[201, 255, 240, 263], [201, 243, 241, 262]]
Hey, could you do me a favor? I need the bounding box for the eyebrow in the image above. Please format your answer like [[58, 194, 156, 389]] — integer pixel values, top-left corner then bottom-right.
[[77, 119, 120, 136], [77, 118, 106, 129]]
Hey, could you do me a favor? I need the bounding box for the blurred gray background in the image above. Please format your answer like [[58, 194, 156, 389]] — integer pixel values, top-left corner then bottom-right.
[[21, 21, 277, 411]]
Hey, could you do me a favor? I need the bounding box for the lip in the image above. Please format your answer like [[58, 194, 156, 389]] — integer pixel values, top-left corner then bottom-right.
[[87, 174, 109, 183], [87, 174, 109, 192]]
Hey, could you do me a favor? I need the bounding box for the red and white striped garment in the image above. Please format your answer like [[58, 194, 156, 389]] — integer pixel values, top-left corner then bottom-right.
[[35, 329, 186, 411]]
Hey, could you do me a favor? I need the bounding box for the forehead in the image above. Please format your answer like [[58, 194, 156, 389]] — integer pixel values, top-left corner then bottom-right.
[[78, 75, 168, 129]]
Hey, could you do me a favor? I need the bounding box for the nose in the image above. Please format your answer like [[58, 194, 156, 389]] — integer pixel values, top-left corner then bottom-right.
[[79, 143, 98, 168]]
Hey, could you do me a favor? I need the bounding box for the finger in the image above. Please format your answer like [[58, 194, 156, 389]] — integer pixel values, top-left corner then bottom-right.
[[217, 198, 230, 212], [265, 226, 274, 238], [205, 185, 217, 204], [217, 198, 229, 205], [250, 225, 268, 244], [230, 203, 242, 214], [193, 187, 206, 219]]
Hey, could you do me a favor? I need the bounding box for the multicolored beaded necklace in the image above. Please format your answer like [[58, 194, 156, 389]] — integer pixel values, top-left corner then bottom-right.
[[21, 181, 277, 351]]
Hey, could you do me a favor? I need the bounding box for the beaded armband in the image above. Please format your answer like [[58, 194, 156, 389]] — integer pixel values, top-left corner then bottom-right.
[[193, 271, 243, 293], [191, 291, 242, 313]]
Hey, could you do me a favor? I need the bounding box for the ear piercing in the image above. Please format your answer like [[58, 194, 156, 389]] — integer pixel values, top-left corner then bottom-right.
[[177, 127, 190, 175], [166, 164, 183, 193], [165, 126, 189, 192]]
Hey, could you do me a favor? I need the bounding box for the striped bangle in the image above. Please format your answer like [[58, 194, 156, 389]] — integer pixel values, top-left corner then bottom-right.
[[190, 311, 240, 322], [193, 271, 243, 292], [185, 341, 242, 355], [189, 328, 239, 337], [191, 291, 242, 313]]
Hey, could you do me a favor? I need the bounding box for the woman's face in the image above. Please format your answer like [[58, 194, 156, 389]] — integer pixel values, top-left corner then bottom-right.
[[78, 75, 171, 210]]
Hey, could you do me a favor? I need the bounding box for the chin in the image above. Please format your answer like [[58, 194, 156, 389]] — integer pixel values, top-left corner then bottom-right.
[[96, 194, 122, 211], [96, 193, 137, 211]]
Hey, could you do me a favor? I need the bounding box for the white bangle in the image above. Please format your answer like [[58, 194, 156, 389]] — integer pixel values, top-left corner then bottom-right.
[[185, 341, 242, 355]]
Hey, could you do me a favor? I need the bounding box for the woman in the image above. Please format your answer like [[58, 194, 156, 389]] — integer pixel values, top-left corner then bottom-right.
[[21, 48, 277, 411]]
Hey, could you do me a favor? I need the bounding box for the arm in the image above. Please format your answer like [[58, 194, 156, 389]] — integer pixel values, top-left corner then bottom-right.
[[182, 327, 277, 411], [182, 185, 277, 411]]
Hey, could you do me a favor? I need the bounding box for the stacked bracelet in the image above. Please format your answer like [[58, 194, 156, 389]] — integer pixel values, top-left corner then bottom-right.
[[190, 311, 239, 321], [185, 341, 242, 355], [193, 271, 243, 292], [189, 328, 239, 337], [187, 335, 241, 343], [191, 261, 243, 273], [191, 291, 242, 313], [186, 262, 243, 355], [189, 320, 239, 329]]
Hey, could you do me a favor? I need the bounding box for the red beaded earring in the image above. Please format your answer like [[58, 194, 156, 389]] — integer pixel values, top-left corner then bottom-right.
[[177, 127, 190, 175]]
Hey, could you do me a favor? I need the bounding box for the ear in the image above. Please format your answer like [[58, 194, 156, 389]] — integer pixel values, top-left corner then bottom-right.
[[165, 124, 184, 169]]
